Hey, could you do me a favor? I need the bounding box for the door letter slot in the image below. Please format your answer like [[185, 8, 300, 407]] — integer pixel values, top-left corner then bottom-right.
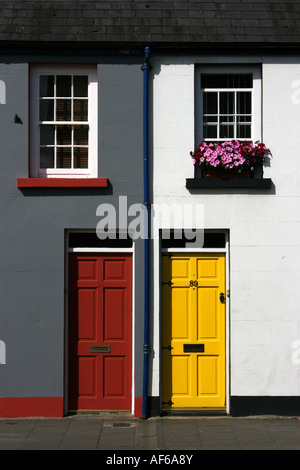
[[90, 346, 111, 353], [184, 344, 204, 353]]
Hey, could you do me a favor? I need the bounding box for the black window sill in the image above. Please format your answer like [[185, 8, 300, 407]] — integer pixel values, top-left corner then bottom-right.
[[186, 178, 273, 189]]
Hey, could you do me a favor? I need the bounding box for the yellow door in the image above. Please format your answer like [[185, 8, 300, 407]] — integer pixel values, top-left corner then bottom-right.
[[162, 253, 226, 409]]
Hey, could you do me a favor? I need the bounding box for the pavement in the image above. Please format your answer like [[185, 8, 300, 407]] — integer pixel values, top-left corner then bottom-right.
[[0, 413, 300, 453]]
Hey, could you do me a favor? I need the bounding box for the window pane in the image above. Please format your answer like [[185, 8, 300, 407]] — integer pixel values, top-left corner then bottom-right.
[[56, 99, 71, 121], [237, 91, 252, 115], [220, 124, 234, 139], [73, 99, 88, 121], [220, 92, 234, 115], [237, 115, 252, 123], [204, 115, 218, 123], [202, 74, 225, 88], [74, 147, 88, 168], [39, 99, 54, 121], [40, 147, 54, 168], [40, 125, 55, 145], [56, 147, 71, 168], [56, 75, 71, 97], [237, 124, 251, 139], [74, 125, 88, 145], [201, 74, 253, 88], [203, 92, 218, 114], [236, 74, 253, 88], [220, 115, 235, 123], [39, 76, 54, 97], [74, 76, 88, 97], [57, 125, 72, 146], [203, 125, 217, 139]]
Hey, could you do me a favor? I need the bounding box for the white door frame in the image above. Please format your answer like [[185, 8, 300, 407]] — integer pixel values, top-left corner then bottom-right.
[[160, 230, 230, 414], [64, 230, 135, 415]]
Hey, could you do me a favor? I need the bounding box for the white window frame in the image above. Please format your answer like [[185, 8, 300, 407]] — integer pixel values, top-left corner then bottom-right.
[[195, 65, 261, 144], [30, 64, 98, 178]]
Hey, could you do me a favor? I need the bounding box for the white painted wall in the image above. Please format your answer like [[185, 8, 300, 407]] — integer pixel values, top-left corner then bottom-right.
[[150, 56, 300, 402]]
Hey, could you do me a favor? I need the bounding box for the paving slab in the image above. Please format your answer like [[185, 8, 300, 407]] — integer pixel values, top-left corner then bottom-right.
[[0, 415, 299, 452]]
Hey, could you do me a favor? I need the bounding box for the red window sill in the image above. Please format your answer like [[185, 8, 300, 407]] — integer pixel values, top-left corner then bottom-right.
[[17, 178, 108, 188]]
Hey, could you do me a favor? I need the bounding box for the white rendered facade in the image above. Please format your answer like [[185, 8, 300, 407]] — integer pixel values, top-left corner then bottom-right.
[[150, 55, 300, 412]]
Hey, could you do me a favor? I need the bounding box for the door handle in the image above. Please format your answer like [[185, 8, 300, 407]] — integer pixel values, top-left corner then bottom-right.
[[220, 292, 225, 303]]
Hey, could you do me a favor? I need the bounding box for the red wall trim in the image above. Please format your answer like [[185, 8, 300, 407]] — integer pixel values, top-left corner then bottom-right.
[[134, 397, 143, 418], [17, 178, 108, 188], [0, 397, 64, 417]]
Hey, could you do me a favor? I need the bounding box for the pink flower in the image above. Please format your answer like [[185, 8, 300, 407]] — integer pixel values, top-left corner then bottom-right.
[[190, 139, 270, 171]]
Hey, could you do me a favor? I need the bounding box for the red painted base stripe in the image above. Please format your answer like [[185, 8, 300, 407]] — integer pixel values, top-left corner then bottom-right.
[[0, 397, 64, 417], [17, 178, 108, 188], [134, 397, 143, 418]]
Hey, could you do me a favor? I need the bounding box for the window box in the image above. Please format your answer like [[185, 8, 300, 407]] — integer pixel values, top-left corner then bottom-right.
[[202, 166, 253, 179], [191, 139, 270, 176], [187, 140, 272, 189], [186, 177, 272, 189]]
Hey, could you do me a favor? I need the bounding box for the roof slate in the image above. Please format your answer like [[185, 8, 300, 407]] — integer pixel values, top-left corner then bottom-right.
[[1, 0, 300, 46]]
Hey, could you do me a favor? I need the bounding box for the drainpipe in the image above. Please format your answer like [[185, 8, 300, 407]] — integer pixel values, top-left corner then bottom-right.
[[141, 46, 151, 419]]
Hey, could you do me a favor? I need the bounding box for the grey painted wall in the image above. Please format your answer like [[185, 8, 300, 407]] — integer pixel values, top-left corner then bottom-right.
[[0, 57, 145, 402]]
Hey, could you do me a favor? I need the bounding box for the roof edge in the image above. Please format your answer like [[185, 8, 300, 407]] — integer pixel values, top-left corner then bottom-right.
[[1, 41, 300, 56]]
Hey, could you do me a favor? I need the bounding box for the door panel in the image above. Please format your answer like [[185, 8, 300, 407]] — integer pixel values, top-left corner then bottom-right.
[[103, 356, 125, 397], [78, 357, 96, 396], [68, 253, 132, 411], [198, 356, 218, 395], [198, 288, 218, 338], [172, 288, 190, 338], [104, 288, 125, 340], [162, 253, 226, 409]]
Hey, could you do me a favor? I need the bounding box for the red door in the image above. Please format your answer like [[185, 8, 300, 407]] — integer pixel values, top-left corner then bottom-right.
[[68, 253, 132, 411]]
